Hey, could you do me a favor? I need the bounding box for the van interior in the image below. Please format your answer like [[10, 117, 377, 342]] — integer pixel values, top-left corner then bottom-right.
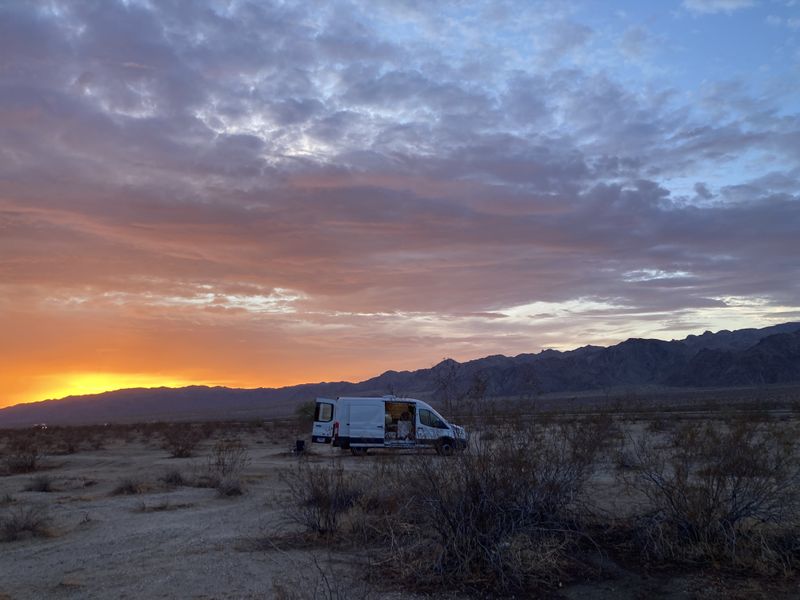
[[384, 401, 415, 441]]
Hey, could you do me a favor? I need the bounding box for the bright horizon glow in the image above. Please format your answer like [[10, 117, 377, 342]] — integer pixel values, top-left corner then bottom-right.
[[10, 372, 229, 408]]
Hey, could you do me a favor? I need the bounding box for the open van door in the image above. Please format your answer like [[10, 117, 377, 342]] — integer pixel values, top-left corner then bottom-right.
[[311, 398, 336, 444]]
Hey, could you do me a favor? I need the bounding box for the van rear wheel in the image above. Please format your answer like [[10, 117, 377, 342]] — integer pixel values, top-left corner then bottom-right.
[[435, 438, 454, 456], [350, 447, 368, 456]]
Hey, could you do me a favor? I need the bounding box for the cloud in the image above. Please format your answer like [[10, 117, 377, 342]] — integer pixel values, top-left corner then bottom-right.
[[619, 26, 650, 60], [0, 0, 799, 404], [683, 0, 755, 14], [693, 182, 714, 199]]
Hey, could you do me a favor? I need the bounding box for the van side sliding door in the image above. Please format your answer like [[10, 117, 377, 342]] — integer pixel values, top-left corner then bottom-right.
[[348, 402, 385, 446]]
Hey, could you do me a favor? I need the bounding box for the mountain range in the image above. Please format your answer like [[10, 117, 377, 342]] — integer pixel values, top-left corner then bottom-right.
[[1, 322, 799, 426]]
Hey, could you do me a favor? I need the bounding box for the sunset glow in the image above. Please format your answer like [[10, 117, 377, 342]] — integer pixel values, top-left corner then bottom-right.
[[2, 1, 799, 409], [28, 373, 218, 406]]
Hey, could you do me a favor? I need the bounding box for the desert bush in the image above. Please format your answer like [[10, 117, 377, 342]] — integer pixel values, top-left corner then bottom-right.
[[281, 460, 366, 536], [294, 401, 317, 425], [0, 504, 51, 542], [566, 412, 620, 460], [207, 439, 250, 479], [377, 421, 602, 594], [278, 420, 606, 595], [216, 477, 244, 497], [112, 478, 146, 495], [479, 429, 498, 442], [52, 428, 84, 455], [623, 420, 800, 572], [272, 554, 372, 600], [135, 500, 194, 513], [187, 439, 250, 495], [24, 475, 55, 493], [3, 434, 41, 473], [89, 435, 107, 451], [200, 421, 217, 439], [159, 468, 186, 487], [162, 425, 202, 458], [200, 439, 251, 497]]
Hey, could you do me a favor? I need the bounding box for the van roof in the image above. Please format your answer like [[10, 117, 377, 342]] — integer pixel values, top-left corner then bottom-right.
[[336, 396, 421, 402]]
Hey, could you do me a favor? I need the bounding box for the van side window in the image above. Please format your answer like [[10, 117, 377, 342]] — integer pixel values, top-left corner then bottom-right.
[[419, 409, 446, 429], [314, 402, 333, 422]]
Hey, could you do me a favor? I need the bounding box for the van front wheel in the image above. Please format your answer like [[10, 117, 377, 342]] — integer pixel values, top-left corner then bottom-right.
[[435, 438, 455, 456]]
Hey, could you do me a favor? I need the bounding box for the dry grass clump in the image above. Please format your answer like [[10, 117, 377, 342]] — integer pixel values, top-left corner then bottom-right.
[[623, 419, 800, 573], [134, 500, 195, 513], [0, 504, 51, 542], [159, 468, 186, 487], [23, 474, 55, 493], [112, 478, 148, 495], [216, 478, 244, 497]]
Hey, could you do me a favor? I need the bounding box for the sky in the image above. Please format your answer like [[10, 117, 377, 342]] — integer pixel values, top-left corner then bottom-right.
[[1, 0, 799, 407]]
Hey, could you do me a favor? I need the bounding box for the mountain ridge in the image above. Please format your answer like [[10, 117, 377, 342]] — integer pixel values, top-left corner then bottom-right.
[[2, 321, 799, 426]]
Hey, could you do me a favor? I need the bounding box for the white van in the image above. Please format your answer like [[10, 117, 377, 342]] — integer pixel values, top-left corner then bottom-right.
[[311, 395, 468, 456]]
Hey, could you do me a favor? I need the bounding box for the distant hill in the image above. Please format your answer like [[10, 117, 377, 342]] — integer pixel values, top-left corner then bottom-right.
[[1, 322, 799, 426]]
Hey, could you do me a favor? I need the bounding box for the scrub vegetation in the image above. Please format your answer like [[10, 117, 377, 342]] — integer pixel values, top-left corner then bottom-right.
[[2, 403, 800, 598], [274, 408, 800, 597]]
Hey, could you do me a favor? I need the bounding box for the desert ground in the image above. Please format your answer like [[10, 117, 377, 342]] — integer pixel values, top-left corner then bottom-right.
[[2, 405, 800, 599]]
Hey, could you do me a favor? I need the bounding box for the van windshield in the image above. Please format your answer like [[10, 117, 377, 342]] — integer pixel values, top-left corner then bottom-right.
[[419, 408, 448, 429]]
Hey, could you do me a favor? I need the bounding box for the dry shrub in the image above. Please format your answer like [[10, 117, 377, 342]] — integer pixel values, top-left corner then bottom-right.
[[194, 439, 250, 497], [112, 478, 147, 495], [279, 419, 608, 596], [281, 460, 366, 536], [51, 428, 84, 455], [271, 554, 372, 600], [200, 422, 217, 439], [159, 468, 186, 487], [3, 434, 41, 473], [378, 421, 603, 595], [207, 438, 249, 479], [24, 475, 55, 493], [162, 424, 202, 458], [135, 500, 194, 513], [216, 478, 244, 497], [1, 504, 51, 542], [624, 419, 800, 573]]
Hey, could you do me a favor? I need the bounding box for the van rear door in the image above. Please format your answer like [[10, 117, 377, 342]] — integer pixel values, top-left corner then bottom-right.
[[311, 398, 335, 443]]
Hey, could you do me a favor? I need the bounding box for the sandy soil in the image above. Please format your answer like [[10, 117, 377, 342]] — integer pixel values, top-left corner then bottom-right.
[[0, 432, 348, 599], [2, 421, 798, 599]]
